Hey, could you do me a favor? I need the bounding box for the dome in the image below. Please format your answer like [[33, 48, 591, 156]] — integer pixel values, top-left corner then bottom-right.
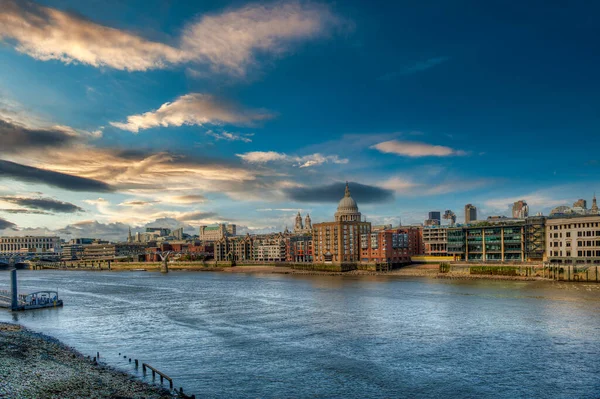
[[334, 183, 361, 222]]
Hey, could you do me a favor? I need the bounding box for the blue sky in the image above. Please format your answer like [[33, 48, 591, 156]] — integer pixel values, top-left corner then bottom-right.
[[0, 0, 599, 240]]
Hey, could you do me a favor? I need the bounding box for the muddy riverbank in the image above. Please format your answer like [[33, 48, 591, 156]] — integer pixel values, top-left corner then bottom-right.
[[0, 323, 176, 399]]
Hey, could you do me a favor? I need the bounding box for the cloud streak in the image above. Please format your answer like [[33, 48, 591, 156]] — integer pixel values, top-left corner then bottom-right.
[[379, 56, 450, 80], [0, 196, 84, 213], [0, 119, 79, 153], [110, 93, 272, 133], [371, 140, 467, 157], [0, 217, 17, 230], [0, 0, 342, 76], [0, 159, 114, 192]]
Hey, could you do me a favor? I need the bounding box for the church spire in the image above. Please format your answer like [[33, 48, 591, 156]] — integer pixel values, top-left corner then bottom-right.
[[128, 226, 132, 243], [592, 192, 598, 214], [345, 181, 350, 197]]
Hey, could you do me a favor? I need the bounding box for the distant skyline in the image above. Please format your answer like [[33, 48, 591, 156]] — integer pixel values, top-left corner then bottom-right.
[[1, 0, 599, 240]]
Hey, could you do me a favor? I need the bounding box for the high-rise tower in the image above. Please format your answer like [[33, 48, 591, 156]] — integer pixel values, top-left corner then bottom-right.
[[465, 204, 477, 224]]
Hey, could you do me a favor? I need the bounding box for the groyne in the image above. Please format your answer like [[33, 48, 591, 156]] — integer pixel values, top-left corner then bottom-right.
[[0, 323, 180, 399]]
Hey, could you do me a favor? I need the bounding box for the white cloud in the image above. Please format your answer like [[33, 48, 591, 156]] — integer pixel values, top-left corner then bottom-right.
[[206, 130, 253, 143], [236, 151, 348, 168], [380, 177, 420, 193], [179, 1, 343, 76], [0, 0, 183, 71], [371, 140, 467, 157], [110, 93, 272, 133], [0, 0, 343, 75]]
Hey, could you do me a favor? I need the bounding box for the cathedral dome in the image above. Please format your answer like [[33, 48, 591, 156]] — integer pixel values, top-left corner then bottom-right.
[[334, 183, 361, 222]]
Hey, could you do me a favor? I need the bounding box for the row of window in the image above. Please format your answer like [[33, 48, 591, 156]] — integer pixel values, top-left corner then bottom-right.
[[550, 222, 600, 230]]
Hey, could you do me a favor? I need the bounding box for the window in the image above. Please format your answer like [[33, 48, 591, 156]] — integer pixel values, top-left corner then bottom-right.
[[566, 232, 571, 238]]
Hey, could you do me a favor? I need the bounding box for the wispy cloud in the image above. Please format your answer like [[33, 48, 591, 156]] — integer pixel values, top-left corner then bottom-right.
[[371, 140, 467, 157], [237, 151, 348, 168], [378, 56, 450, 80], [110, 93, 272, 133], [206, 130, 254, 143], [0, 0, 344, 76]]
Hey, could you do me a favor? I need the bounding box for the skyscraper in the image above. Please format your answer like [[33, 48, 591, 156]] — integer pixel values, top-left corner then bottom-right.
[[512, 200, 529, 219], [465, 204, 477, 224]]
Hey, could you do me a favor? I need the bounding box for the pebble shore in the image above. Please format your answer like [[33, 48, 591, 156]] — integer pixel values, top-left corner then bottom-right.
[[0, 323, 175, 399]]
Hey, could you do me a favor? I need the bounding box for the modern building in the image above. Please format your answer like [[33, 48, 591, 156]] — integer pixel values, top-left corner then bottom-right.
[[199, 224, 236, 242], [428, 211, 441, 224], [465, 204, 477, 224], [0, 236, 61, 258], [443, 210, 457, 226], [512, 200, 529, 219], [293, 212, 312, 235], [61, 238, 94, 260], [546, 215, 600, 264], [422, 226, 448, 256], [313, 183, 371, 264], [82, 242, 147, 260], [447, 217, 545, 262]]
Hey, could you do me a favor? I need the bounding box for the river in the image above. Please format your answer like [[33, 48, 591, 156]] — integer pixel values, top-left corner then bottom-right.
[[1, 270, 599, 398]]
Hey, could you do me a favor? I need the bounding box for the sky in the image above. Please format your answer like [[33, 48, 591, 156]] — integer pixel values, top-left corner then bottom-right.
[[0, 0, 599, 241]]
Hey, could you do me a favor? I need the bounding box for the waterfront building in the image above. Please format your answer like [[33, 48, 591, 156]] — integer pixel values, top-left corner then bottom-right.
[[82, 242, 147, 260], [546, 214, 600, 264], [465, 204, 477, 224], [286, 235, 313, 262], [360, 229, 411, 264], [253, 233, 288, 262], [199, 223, 236, 242], [215, 234, 254, 262], [0, 236, 61, 258], [447, 217, 545, 262], [61, 238, 94, 260], [512, 200, 529, 219], [422, 226, 448, 256], [293, 212, 312, 235], [313, 183, 371, 264]]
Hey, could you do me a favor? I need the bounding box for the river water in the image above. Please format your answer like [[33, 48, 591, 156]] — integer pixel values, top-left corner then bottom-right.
[[1, 270, 599, 398]]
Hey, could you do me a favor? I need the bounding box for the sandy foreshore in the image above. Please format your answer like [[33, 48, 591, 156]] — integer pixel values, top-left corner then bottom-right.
[[0, 323, 176, 399]]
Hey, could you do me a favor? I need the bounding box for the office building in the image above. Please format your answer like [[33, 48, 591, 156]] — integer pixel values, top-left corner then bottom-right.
[[0, 236, 61, 258], [422, 226, 448, 256], [428, 211, 441, 224], [447, 217, 545, 262], [465, 204, 477, 224]]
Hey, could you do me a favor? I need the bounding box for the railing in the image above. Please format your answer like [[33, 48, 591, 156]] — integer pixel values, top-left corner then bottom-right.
[[142, 363, 173, 390]]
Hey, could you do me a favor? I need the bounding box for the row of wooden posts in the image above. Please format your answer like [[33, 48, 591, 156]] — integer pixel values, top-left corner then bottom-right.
[[90, 351, 196, 399]]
